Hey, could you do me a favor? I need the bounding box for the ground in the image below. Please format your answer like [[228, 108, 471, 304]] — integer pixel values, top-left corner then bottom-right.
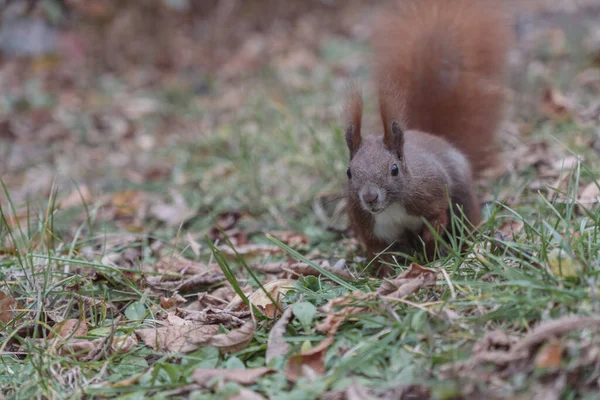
[[1, 1, 600, 399]]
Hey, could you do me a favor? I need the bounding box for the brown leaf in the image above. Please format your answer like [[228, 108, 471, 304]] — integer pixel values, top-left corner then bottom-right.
[[56, 338, 104, 359], [378, 263, 437, 298], [217, 244, 283, 260], [512, 316, 600, 354], [0, 291, 17, 324], [111, 335, 138, 353], [231, 388, 267, 400], [59, 186, 92, 209], [48, 319, 88, 339], [534, 340, 563, 370], [146, 270, 225, 292], [149, 190, 196, 227], [207, 319, 255, 354], [497, 219, 525, 241], [286, 336, 334, 383], [346, 382, 377, 400], [111, 190, 143, 220], [160, 294, 186, 310], [177, 307, 249, 327], [578, 181, 600, 214], [227, 279, 295, 317], [315, 292, 372, 336], [153, 253, 212, 275], [269, 230, 309, 247], [266, 306, 293, 363], [540, 88, 572, 121], [135, 324, 219, 353], [192, 367, 273, 387]]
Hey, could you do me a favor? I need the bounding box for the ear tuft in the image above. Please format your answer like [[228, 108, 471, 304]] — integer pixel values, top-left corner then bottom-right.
[[388, 119, 405, 158], [344, 84, 363, 159]]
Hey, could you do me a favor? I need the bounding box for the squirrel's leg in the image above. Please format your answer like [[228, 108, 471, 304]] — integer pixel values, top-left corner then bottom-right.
[[422, 210, 449, 259]]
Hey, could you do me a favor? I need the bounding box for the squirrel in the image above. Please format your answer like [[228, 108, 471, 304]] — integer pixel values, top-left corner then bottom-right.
[[343, 0, 512, 267]]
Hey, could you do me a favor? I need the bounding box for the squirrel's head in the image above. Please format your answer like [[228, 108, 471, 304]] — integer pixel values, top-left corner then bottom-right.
[[345, 119, 409, 215]]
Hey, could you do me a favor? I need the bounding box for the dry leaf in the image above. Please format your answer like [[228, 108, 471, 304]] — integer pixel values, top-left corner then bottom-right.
[[268, 230, 309, 247], [231, 388, 267, 400], [111, 190, 143, 219], [59, 186, 92, 209], [0, 291, 17, 324], [48, 319, 88, 339], [378, 263, 437, 298], [135, 324, 219, 353], [266, 306, 293, 363], [149, 190, 196, 227], [534, 340, 563, 369], [192, 367, 273, 387], [111, 335, 138, 353], [217, 244, 283, 260], [56, 338, 104, 359], [578, 182, 600, 214], [540, 88, 572, 121], [153, 253, 211, 275], [512, 316, 600, 354], [227, 279, 295, 317], [146, 270, 225, 292], [286, 336, 334, 383], [208, 319, 255, 354], [346, 382, 377, 400], [316, 292, 371, 336], [177, 307, 249, 327], [160, 294, 186, 310], [497, 219, 525, 241]]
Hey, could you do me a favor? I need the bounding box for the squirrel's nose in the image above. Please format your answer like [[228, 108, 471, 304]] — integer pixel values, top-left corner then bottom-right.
[[361, 188, 379, 204]]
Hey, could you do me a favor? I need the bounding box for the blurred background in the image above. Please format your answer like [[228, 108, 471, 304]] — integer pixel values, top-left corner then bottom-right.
[[1, 0, 600, 244]]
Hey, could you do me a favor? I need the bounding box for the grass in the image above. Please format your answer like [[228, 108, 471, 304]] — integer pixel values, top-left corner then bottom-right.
[[2, 17, 600, 400]]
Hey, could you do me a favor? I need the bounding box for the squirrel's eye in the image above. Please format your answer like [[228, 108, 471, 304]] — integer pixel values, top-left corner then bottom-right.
[[347, 168, 352, 179], [391, 164, 399, 176]]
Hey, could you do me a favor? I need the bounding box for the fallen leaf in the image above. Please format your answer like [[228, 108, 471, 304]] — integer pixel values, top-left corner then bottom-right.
[[266, 306, 293, 363], [497, 219, 525, 241], [217, 244, 283, 260], [150, 190, 196, 227], [135, 324, 219, 353], [192, 367, 273, 387], [177, 307, 249, 327], [346, 382, 377, 400], [540, 88, 572, 121], [534, 340, 563, 370], [227, 279, 295, 317], [286, 336, 334, 383], [160, 294, 186, 310], [0, 291, 17, 324], [208, 319, 255, 354], [48, 319, 88, 339], [512, 316, 600, 354], [578, 181, 600, 214], [269, 230, 309, 247], [378, 263, 437, 298], [152, 253, 211, 275], [231, 388, 267, 400], [56, 338, 104, 359], [59, 186, 92, 209], [145, 270, 225, 292], [316, 292, 371, 336], [111, 335, 138, 353], [111, 190, 143, 220]]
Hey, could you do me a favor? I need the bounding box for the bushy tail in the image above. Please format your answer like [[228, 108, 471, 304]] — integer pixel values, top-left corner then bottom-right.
[[372, 0, 512, 172]]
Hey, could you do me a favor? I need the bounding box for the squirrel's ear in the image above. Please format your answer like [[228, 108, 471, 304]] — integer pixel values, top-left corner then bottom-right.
[[344, 87, 363, 159], [345, 123, 361, 159], [386, 120, 405, 158]]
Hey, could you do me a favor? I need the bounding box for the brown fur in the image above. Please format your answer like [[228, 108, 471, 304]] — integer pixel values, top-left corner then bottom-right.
[[344, 0, 511, 268]]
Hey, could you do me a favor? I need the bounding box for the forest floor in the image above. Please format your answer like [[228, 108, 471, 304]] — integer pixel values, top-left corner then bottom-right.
[[2, 1, 600, 399]]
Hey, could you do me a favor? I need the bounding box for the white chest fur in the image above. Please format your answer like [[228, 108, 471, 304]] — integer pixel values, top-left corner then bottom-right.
[[373, 203, 423, 243]]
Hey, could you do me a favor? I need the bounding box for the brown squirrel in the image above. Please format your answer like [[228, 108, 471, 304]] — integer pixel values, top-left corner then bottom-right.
[[344, 0, 512, 266]]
